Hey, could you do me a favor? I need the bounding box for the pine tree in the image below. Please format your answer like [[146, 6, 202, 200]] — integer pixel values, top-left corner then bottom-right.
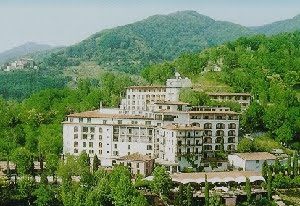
[[205, 174, 209, 206]]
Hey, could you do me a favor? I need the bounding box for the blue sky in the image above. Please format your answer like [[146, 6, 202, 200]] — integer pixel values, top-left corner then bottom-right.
[[0, 0, 300, 52]]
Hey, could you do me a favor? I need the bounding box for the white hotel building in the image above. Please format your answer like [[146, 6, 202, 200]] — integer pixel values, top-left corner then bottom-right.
[[63, 73, 240, 172]]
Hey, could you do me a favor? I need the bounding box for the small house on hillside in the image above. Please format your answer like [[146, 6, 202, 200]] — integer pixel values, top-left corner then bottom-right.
[[228, 152, 276, 172], [115, 153, 155, 177]]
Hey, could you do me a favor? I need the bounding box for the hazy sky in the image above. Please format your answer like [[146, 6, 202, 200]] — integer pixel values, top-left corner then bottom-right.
[[0, 0, 300, 52]]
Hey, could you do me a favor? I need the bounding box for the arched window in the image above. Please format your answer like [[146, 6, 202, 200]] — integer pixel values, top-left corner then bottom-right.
[[216, 130, 224, 136], [229, 123, 236, 129], [228, 137, 235, 143], [204, 130, 212, 136], [192, 122, 200, 127], [215, 145, 221, 150], [74, 126, 78, 132], [204, 123, 212, 129], [204, 137, 212, 143], [216, 123, 225, 129], [215, 137, 223, 143], [228, 130, 236, 136], [99, 142, 102, 148]]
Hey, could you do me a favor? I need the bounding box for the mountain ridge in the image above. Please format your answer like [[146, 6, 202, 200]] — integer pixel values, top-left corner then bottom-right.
[[0, 42, 53, 64]]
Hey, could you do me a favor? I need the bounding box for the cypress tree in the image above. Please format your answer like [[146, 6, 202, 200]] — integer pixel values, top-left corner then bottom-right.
[[262, 161, 268, 180], [287, 155, 292, 176], [245, 177, 251, 203], [205, 174, 209, 206], [186, 183, 193, 206], [293, 152, 299, 177], [92, 155, 100, 173]]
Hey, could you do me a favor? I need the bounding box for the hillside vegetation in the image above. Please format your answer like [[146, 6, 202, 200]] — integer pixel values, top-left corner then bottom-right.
[[142, 32, 300, 145]]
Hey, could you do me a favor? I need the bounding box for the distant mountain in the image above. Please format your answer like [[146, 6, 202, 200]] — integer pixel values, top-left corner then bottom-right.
[[38, 11, 300, 74], [63, 11, 253, 73], [0, 42, 52, 64], [252, 15, 300, 35]]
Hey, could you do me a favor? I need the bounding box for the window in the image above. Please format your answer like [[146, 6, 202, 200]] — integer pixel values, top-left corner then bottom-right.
[[99, 142, 102, 148], [114, 144, 117, 149], [148, 129, 153, 135], [147, 145, 152, 150], [217, 163, 223, 167], [99, 150, 102, 155], [128, 145, 131, 149], [167, 106, 170, 110], [256, 160, 259, 164], [99, 127, 103, 133], [118, 120, 122, 124], [82, 127, 88, 133], [145, 121, 151, 125], [103, 120, 107, 124], [113, 136, 118, 142], [74, 142, 78, 147], [74, 149, 78, 153], [128, 128, 132, 134], [82, 134, 87, 139], [90, 127, 95, 133], [137, 163, 140, 168], [99, 135, 102, 140], [89, 142, 93, 147], [89, 150, 94, 154], [83, 142, 86, 147], [74, 126, 78, 132], [79, 118, 83, 123], [187, 148, 191, 154], [87, 118, 91, 123], [74, 134, 78, 139]]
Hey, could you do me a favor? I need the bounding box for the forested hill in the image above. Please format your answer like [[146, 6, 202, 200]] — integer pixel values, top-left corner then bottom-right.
[[62, 11, 253, 73], [142, 31, 300, 145], [0, 42, 52, 64], [252, 14, 300, 35]]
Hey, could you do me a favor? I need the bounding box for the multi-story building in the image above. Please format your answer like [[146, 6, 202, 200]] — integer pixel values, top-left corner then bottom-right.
[[207, 92, 251, 109], [63, 73, 241, 173]]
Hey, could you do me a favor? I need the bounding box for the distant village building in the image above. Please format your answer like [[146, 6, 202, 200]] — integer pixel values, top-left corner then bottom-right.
[[63, 73, 241, 173], [228, 152, 276, 172], [115, 153, 155, 177], [1, 58, 36, 72]]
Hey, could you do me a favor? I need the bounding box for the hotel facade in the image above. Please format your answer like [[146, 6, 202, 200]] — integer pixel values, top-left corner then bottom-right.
[[63, 73, 241, 172]]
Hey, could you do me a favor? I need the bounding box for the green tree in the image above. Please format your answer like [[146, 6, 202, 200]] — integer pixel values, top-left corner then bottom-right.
[[237, 138, 254, 152], [12, 147, 34, 175], [34, 184, 57, 206], [150, 166, 172, 197], [17, 175, 36, 205]]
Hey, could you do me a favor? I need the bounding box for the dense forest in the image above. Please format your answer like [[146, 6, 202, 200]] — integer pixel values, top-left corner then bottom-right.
[[142, 31, 300, 147]]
